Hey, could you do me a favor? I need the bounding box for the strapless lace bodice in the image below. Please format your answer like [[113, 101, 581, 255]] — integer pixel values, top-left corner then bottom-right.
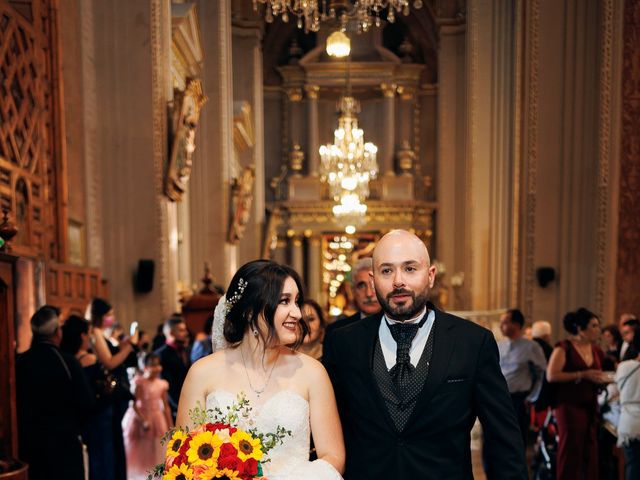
[[205, 390, 342, 480]]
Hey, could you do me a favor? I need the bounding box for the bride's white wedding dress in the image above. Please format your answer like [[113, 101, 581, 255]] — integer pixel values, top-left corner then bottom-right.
[[206, 389, 342, 480]]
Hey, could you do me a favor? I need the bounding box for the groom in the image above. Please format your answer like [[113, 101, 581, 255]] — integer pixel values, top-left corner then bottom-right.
[[324, 230, 527, 479]]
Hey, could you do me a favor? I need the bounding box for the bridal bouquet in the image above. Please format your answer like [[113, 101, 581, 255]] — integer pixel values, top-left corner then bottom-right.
[[148, 394, 290, 480]]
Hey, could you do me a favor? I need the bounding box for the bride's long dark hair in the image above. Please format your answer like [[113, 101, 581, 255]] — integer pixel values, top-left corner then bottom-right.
[[223, 259, 309, 350]]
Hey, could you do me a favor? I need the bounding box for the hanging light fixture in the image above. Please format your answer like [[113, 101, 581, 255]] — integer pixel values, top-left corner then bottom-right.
[[253, 0, 423, 33], [326, 30, 351, 57], [319, 95, 378, 231]]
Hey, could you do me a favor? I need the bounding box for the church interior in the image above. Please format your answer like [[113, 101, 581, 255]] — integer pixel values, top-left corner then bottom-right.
[[0, 0, 639, 478]]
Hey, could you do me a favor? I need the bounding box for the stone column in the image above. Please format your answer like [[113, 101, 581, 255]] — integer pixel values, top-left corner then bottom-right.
[[466, 0, 518, 311], [232, 18, 265, 265], [89, 0, 174, 327], [398, 86, 415, 149], [291, 236, 304, 277], [274, 237, 287, 265], [287, 87, 303, 151], [436, 21, 467, 309], [381, 83, 397, 175], [305, 85, 320, 176], [190, 0, 236, 287], [398, 86, 416, 175], [307, 235, 322, 300]]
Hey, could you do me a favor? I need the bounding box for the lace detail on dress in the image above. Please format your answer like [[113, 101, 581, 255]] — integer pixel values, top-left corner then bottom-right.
[[205, 390, 342, 480]]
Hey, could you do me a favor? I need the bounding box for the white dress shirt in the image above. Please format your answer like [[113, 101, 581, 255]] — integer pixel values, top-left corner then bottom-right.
[[378, 307, 435, 370]]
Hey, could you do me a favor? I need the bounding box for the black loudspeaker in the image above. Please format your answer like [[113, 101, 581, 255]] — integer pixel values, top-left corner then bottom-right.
[[536, 267, 556, 288], [134, 259, 155, 293]]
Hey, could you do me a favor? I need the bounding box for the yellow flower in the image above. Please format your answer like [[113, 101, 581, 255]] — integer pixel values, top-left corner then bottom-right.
[[186, 431, 222, 467], [166, 431, 188, 459], [163, 462, 193, 480], [197, 468, 239, 480], [215, 469, 240, 479], [230, 431, 263, 462]]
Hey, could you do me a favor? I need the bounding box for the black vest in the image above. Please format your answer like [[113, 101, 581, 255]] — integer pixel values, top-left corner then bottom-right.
[[372, 318, 436, 431]]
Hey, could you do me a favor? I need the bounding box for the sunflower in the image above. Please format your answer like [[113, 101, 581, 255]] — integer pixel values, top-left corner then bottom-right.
[[186, 431, 222, 467], [162, 462, 193, 480], [230, 431, 263, 462], [167, 431, 189, 460], [215, 469, 240, 479], [197, 468, 240, 480]]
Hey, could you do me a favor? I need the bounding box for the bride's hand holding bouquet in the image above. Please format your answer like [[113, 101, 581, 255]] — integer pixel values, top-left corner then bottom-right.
[[149, 393, 290, 480]]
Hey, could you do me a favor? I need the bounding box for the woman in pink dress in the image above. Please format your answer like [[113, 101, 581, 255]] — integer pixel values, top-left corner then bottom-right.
[[122, 353, 173, 479]]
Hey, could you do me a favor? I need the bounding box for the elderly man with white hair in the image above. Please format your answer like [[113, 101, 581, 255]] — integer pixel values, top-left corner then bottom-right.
[[531, 320, 553, 360]]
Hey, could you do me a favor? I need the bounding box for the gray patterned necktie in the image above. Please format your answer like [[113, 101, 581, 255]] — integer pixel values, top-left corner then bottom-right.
[[387, 314, 428, 402]]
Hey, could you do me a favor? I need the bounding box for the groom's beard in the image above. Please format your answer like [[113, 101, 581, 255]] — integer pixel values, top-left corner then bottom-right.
[[377, 287, 430, 321]]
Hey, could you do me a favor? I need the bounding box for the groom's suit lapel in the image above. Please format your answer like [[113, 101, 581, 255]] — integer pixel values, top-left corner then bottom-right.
[[404, 307, 457, 431], [357, 313, 399, 433]]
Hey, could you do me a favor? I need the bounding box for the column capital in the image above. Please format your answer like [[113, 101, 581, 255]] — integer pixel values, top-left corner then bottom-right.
[[305, 85, 320, 99], [380, 83, 397, 98], [286, 87, 303, 102], [397, 85, 416, 101]]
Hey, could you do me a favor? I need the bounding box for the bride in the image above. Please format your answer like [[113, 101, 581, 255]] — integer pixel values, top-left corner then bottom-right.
[[176, 260, 345, 479]]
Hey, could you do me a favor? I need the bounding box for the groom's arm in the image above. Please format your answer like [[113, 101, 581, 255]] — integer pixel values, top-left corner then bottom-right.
[[322, 333, 350, 433], [474, 329, 528, 479]]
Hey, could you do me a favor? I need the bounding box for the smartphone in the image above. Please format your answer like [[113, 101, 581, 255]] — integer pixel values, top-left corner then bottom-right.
[[130, 321, 139, 337]]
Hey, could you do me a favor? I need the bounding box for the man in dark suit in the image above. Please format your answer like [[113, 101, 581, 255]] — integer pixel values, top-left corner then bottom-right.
[[324, 230, 527, 479], [16, 306, 94, 480], [155, 315, 190, 419], [324, 257, 381, 350]]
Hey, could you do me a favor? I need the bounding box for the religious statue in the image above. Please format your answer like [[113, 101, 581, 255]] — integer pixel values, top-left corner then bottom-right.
[[165, 78, 207, 201], [228, 166, 256, 244]]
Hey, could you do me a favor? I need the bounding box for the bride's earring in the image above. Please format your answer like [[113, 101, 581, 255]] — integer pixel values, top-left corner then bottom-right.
[[253, 328, 259, 337]]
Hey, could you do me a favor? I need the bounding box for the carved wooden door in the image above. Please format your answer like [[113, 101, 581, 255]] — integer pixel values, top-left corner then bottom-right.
[[0, 0, 66, 261]]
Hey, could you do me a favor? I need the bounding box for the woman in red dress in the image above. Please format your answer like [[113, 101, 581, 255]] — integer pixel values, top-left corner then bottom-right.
[[547, 308, 610, 480]]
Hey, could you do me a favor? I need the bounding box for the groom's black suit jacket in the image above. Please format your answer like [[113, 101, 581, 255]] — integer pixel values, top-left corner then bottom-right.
[[324, 307, 527, 479]]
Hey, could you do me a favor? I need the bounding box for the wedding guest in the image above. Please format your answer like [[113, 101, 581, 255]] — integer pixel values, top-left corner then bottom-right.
[[532, 320, 554, 360], [615, 330, 640, 480], [324, 257, 381, 350], [190, 314, 214, 363], [621, 317, 640, 361], [154, 315, 190, 419], [16, 306, 94, 480], [602, 324, 623, 362], [619, 313, 637, 360], [547, 308, 610, 480], [151, 323, 166, 351], [122, 353, 173, 480], [300, 299, 327, 360], [497, 309, 547, 448], [61, 315, 115, 480], [325, 230, 527, 478], [87, 297, 138, 480]]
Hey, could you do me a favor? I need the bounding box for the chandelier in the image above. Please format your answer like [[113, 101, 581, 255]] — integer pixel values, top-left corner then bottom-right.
[[253, 0, 424, 33], [319, 96, 378, 230]]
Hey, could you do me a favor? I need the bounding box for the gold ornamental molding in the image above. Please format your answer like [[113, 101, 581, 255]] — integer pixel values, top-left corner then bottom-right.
[[594, 0, 615, 317], [271, 200, 436, 234], [151, 0, 171, 315], [523, 0, 540, 318], [286, 87, 304, 102]]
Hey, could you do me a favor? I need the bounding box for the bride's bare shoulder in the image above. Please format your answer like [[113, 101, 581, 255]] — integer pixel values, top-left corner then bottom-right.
[[294, 350, 329, 379], [189, 349, 234, 376]]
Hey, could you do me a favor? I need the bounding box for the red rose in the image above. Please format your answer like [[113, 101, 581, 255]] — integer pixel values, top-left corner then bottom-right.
[[205, 422, 231, 432], [243, 458, 258, 476], [220, 443, 237, 458], [178, 436, 191, 457], [218, 454, 242, 472]]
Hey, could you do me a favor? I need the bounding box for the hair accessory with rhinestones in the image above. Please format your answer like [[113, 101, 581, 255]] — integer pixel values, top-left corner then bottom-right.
[[225, 278, 247, 312]]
